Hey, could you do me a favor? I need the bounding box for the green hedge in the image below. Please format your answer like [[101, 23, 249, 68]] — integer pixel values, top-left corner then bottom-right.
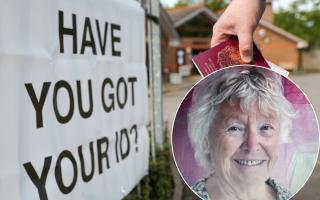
[[124, 125, 174, 200]]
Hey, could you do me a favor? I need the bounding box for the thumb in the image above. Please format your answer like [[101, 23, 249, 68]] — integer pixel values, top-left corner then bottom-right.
[[210, 34, 226, 48], [237, 31, 253, 63], [211, 30, 230, 48]]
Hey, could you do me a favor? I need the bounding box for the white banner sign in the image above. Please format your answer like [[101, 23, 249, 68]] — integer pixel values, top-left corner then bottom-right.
[[0, 0, 149, 199]]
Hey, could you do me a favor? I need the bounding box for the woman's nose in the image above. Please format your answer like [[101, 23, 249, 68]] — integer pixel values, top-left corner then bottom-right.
[[241, 128, 260, 152]]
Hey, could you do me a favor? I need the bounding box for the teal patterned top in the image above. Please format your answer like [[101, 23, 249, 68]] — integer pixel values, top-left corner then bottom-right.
[[192, 177, 292, 200]]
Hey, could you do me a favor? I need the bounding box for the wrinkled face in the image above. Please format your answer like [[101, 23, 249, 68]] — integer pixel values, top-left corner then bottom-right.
[[209, 101, 281, 185]]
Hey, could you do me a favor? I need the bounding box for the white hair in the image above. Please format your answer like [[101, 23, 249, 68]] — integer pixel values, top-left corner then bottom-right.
[[188, 67, 296, 171]]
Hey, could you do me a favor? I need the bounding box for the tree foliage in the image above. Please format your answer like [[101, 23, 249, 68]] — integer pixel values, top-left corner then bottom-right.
[[173, 0, 229, 11], [173, 0, 189, 8], [274, 0, 320, 48], [205, 0, 229, 11]]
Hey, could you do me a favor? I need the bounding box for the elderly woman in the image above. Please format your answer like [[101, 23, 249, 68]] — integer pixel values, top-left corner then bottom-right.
[[188, 67, 295, 200]]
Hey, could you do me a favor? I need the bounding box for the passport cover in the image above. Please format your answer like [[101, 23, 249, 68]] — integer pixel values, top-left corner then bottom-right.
[[192, 37, 269, 77]]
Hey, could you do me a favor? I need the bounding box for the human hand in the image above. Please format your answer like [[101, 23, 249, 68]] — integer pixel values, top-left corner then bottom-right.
[[211, 0, 266, 63]]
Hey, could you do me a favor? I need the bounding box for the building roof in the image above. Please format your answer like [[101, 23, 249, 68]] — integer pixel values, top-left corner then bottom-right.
[[167, 3, 219, 27], [166, 4, 308, 49]]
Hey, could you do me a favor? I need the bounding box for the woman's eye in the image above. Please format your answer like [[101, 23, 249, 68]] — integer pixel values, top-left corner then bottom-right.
[[260, 124, 274, 131], [228, 126, 239, 131], [227, 126, 244, 133], [259, 124, 276, 136]]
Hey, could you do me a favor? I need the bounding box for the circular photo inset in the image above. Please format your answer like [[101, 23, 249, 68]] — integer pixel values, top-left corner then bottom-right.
[[172, 65, 319, 200]]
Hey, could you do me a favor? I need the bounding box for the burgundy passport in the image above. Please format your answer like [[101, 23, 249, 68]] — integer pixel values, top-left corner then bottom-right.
[[192, 37, 269, 77]]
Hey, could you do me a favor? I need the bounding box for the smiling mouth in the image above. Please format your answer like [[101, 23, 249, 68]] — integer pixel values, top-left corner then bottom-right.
[[234, 159, 265, 166]]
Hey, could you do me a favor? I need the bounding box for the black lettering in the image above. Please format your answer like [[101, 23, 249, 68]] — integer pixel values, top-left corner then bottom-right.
[[25, 82, 51, 128], [96, 20, 108, 55], [78, 142, 95, 182], [111, 23, 121, 56], [128, 77, 137, 106], [115, 131, 119, 163], [77, 80, 93, 118], [80, 17, 97, 55], [116, 77, 127, 109], [97, 137, 110, 174], [130, 124, 138, 152], [101, 78, 114, 112], [53, 80, 74, 124], [120, 128, 130, 160], [55, 150, 78, 194], [59, 10, 77, 54], [23, 156, 52, 200]]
